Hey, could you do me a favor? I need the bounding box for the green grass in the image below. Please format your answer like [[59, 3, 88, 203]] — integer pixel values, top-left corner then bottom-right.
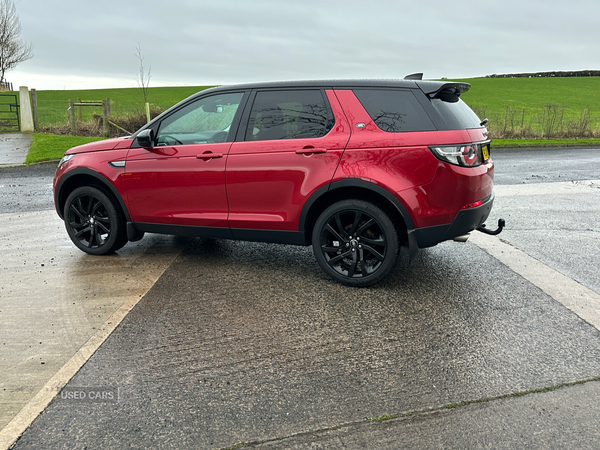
[[14, 76, 600, 134], [458, 77, 600, 112], [494, 138, 600, 148], [455, 77, 600, 137], [25, 133, 105, 165], [17, 86, 213, 128]]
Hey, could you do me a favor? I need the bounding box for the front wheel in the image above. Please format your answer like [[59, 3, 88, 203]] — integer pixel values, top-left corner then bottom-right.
[[64, 186, 127, 255], [312, 200, 399, 287]]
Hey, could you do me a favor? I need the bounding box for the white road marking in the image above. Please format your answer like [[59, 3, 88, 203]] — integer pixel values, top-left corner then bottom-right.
[[471, 232, 600, 331], [470, 179, 600, 331], [0, 210, 185, 450]]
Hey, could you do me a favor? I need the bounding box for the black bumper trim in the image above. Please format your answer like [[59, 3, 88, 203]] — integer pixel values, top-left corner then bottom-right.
[[414, 193, 495, 248]]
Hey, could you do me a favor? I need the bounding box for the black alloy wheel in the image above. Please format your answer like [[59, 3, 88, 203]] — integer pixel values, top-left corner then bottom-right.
[[312, 200, 399, 287], [64, 186, 127, 255]]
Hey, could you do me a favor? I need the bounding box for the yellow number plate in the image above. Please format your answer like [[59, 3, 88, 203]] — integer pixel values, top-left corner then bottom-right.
[[482, 144, 490, 161]]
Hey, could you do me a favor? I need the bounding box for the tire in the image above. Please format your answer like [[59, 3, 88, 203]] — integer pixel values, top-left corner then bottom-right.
[[312, 200, 399, 287], [63, 186, 128, 255]]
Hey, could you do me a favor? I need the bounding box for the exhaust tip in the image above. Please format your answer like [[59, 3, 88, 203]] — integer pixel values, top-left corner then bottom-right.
[[453, 234, 470, 243]]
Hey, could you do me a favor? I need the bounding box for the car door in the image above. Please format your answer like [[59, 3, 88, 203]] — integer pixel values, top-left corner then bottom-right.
[[226, 89, 351, 237], [125, 91, 246, 232]]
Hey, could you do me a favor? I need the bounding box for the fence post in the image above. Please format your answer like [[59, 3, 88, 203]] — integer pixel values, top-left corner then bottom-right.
[[31, 89, 38, 131], [69, 99, 76, 135], [102, 99, 110, 137], [19, 86, 35, 133], [77, 97, 83, 122]]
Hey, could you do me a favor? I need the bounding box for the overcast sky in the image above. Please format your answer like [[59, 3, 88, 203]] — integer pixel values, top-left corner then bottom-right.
[[9, 0, 600, 90]]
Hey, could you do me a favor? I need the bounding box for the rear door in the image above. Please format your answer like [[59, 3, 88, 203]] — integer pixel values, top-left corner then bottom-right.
[[226, 89, 351, 234]]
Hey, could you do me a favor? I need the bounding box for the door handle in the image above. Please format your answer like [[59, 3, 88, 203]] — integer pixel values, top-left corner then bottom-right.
[[295, 146, 327, 155], [197, 151, 223, 161]]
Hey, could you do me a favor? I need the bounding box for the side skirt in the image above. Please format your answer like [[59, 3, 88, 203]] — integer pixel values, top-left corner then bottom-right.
[[132, 223, 308, 246]]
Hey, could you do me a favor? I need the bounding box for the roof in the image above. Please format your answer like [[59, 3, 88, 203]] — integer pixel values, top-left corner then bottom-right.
[[202, 78, 464, 91]]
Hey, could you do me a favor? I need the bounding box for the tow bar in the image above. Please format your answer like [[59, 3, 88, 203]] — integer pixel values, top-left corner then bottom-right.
[[476, 218, 506, 236]]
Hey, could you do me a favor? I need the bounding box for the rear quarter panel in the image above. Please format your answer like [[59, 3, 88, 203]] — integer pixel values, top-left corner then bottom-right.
[[332, 89, 494, 228]]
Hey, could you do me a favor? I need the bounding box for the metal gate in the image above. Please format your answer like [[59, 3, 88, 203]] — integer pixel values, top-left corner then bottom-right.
[[0, 94, 20, 132]]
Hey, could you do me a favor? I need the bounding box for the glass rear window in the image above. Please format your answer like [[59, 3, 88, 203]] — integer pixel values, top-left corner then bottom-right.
[[353, 89, 436, 133], [430, 98, 482, 130]]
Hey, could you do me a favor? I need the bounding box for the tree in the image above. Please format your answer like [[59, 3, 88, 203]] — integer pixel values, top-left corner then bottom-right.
[[135, 43, 151, 104], [0, 0, 33, 85], [135, 43, 151, 122]]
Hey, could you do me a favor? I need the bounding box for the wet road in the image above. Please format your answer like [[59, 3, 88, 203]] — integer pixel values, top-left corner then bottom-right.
[[0, 164, 55, 214], [2, 147, 600, 449]]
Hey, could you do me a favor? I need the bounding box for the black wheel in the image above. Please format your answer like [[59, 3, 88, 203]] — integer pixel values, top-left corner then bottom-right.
[[63, 186, 127, 255], [312, 200, 399, 287]]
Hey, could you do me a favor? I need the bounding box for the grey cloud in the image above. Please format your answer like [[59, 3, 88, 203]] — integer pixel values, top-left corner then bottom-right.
[[10, 0, 600, 89]]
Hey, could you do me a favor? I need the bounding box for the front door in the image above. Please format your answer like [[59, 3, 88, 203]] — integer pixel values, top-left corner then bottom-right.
[[125, 91, 245, 230]]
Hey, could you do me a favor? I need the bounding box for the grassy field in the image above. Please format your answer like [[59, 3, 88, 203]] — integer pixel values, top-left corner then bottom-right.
[[493, 137, 600, 148], [458, 77, 600, 112], [11, 76, 600, 137], [26, 134, 104, 164], [456, 77, 600, 138], [31, 85, 212, 127], [11, 76, 600, 164]]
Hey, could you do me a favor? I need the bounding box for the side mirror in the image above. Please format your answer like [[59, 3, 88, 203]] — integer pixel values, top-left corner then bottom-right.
[[136, 129, 154, 149]]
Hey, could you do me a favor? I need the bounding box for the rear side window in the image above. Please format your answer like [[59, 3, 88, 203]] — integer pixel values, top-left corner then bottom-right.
[[353, 89, 436, 133], [245, 90, 334, 141], [430, 98, 482, 130]]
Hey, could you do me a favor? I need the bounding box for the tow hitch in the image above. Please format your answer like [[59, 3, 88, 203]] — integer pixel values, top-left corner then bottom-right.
[[476, 218, 506, 236]]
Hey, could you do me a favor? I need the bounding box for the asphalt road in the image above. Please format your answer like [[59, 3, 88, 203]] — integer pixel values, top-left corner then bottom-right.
[[492, 148, 600, 294], [2, 147, 600, 449]]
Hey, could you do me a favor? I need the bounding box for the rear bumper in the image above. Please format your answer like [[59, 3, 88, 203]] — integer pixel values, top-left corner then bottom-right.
[[414, 193, 495, 248]]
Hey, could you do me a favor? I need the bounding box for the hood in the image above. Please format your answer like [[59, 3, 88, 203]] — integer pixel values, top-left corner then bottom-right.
[[65, 136, 134, 155]]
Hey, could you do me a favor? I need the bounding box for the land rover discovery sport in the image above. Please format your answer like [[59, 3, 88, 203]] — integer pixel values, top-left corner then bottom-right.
[[54, 76, 498, 286]]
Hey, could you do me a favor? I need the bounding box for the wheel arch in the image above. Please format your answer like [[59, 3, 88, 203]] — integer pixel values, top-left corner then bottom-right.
[[55, 168, 130, 222], [299, 179, 417, 253]]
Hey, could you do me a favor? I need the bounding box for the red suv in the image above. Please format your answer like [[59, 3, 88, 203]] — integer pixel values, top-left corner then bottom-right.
[[54, 76, 497, 286]]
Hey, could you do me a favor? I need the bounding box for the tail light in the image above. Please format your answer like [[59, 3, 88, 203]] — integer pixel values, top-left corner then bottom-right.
[[429, 142, 489, 167]]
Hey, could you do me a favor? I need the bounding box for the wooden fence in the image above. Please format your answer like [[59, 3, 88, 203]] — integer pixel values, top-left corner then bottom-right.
[[0, 80, 13, 91], [69, 99, 111, 136]]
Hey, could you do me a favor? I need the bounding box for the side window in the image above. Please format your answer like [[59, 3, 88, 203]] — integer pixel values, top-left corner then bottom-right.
[[244, 90, 334, 141], [353, 89, 436, 133], [156, 92, 244, 146]]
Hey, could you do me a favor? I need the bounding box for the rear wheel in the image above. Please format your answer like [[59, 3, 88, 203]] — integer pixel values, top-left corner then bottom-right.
[[312, 200, 399, 287], [64, 186, 127, 255]]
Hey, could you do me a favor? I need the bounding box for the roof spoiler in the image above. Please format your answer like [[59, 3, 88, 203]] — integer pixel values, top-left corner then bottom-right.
[[404, 73, 423, 80], [416, 81, 471, 103]]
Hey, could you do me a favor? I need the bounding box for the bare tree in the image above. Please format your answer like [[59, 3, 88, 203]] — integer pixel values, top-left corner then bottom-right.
[[135, 43, 151, 104], [0, 0, 33, 84]]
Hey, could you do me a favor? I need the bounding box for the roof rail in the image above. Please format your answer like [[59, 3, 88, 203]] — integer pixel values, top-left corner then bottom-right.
[[404, 73, 423, 80]]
